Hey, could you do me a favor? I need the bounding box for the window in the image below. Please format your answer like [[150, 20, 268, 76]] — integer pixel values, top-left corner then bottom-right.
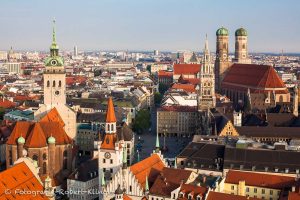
[[110, 159, 113, 164], [103, 159, 106, 163], [110, 168, 113, 173], [63, 150, 68, 157], [32, 155, 38, 162], [43, 162, 47, 173], [270, 190, 273, 195], [231, 185, 234, 190], [47, 81, 50, 87], [246, 187, 249, 192], [43, 153, 47, 160], [129, 186, 132, 192], [58, 80, 62, 87], [262, 189, 265, 194], [254, 188, 257, 193], [53, 80, 56, 87]]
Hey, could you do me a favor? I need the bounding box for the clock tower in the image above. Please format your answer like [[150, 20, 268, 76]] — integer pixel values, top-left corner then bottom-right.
[[35, 20, 77, 140], [44, 20, 66, 106], [99, 97, 124, 189]]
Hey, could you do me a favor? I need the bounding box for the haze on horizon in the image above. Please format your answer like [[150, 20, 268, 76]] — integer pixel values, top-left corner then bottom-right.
[[0, 0, 299, 53]]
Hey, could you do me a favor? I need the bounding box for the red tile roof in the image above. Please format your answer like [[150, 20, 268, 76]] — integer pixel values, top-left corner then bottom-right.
[[222, 64, 286, 91], [178, 77, 199, 85], [173, 64, 200, 75], [123, 195, 132, 200], [130, 154, 165, 190], [206, 191, 261, 200], [158, 70, 173, 78], [0, 162, 48, 200], [178, 184, 208, 200], [0, 98, 16, 109], [150, 168, 194, 197], [171, 83, 196, 93], [106, 97, 117, 123], [288, 192, 300, 200], [158, 106, 197, 112], [225, 170, 297, 190], [6, 121, 72, 147], [40, 107, 65, 127]]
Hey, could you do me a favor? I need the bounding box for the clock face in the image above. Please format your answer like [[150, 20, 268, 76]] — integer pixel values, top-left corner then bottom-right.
[[51, 59, 58, 66], [104, 152, 111, 159], [55, 90, 60, 96]]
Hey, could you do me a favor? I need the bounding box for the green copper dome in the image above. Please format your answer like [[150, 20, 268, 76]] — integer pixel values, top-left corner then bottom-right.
[[17, 136, 25, 144], [216, 27, 229, 36], [48, 136, 56, 144], [235, 28, 247, 36]]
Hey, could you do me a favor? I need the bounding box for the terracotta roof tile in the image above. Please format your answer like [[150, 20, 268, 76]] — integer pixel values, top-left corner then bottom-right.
[[106, 97, 117, 123], [40, 107, 65, 127], [6, 121, 72, 147], [123, 195, 132, 200], [173, 64, 200, 75], [222, 64, 286, 90], [179, 184, 207, 200], [130, 154, 165, 189], [0, 98, 16, 109], [206, 191, 261, 200], [225, 170, 297, 190], [0, 162, 48, 200], [288, 192, 300, 200], [25, 123, 47, 148], [171, 83, 196, 93], [158, 70, 173, 78]]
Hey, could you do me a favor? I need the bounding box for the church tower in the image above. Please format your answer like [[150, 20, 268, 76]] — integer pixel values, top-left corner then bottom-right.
[[35, 20, 77, 139], [198, 35, 216, 111], [43, 20, 66, 105], [215, 27, 231, 91], [233, 27, 251, 64], [99, 97, 124, 191]]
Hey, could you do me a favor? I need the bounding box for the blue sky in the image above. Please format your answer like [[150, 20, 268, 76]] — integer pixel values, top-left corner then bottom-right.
[[0, 0, 299, 52]]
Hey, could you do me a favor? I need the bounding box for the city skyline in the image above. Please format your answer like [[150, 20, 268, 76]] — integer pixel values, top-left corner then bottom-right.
[[0, 0, 300, 53]]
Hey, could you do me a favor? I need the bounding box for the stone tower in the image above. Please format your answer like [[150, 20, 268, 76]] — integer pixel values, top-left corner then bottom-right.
[[43, 20, 66, 105], [233, 27, 251, 64], [215, 27, 231, 91], [34, 20, 77, 139], [198, 35, 216, 111]]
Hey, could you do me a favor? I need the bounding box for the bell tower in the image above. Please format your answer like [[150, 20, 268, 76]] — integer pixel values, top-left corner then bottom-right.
[[43, 20, 66, 106], [198, 35, 216, 111], [215, 27, 230, 91], [233, 27, 251, 64]]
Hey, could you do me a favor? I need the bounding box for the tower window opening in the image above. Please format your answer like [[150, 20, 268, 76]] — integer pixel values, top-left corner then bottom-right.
[[53, 80, 56, 87], [47, 81, 50, 87], [58, 80, 62, 87]]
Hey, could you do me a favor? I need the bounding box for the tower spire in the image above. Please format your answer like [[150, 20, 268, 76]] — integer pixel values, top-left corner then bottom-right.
[[204, 34, 209, 52], [52, 19, 56, 45]]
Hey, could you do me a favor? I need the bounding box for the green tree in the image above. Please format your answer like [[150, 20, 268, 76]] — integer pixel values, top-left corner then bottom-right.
[[154, 92, 163, 106], [132, 109, 151, 134], [159, 83, 169, 94]]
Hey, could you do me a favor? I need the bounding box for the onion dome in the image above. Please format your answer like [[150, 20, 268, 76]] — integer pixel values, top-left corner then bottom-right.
[[235, 28, 247, 36], [216, 27, 229, 36], [47, 136, 56, 144], [17, 136, 25, 144]]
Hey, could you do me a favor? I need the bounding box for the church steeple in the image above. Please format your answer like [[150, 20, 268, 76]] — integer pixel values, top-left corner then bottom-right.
[[105, 97, 117, 134], [50, 19, 59, 57], [155, 132, 160, 153]]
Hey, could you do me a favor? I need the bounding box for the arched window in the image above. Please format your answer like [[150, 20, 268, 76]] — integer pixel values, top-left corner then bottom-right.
[[43, 153, 47, 160], [223, 43, 227, 49], [111, 124, 114, 131], [242, 44, 246, 49], [107, 124, 110, 131], [43, 162, 47, 173], [58, 80, 62, 87], [53, 80, 56, 87], [47, 81, 50, 87]]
